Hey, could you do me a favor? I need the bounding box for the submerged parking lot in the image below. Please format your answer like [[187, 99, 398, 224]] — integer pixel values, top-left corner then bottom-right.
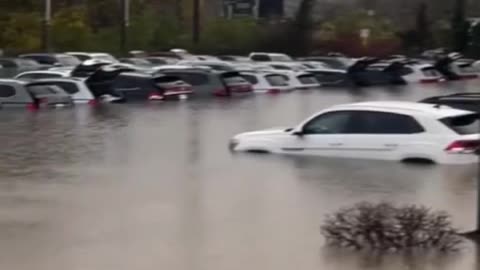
[[1, 81, 480, 270]]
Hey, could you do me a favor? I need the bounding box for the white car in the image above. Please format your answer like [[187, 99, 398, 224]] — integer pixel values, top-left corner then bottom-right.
[[240, 71, 294, 94], [402, 64, 444, 84], [26, 78, 97, 105], [270, 70, 320, 89], [249, 52, 293, 62], [230, 101, 480, 164]]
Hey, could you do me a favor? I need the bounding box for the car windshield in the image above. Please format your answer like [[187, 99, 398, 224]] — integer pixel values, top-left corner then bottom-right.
[[270, 55, 292, 61], [93, 54, 117, 63], [440, 114, 480, 134], [57, 55, 82, 66], [127, 58, 151, 66], [16, 58, 41, 67]]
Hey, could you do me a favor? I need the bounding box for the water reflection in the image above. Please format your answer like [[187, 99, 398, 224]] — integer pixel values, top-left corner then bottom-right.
[[0, 82, 480, 270]]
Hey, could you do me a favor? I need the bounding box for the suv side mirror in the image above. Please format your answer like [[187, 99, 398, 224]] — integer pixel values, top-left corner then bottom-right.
[[292, 130, 304, 136]]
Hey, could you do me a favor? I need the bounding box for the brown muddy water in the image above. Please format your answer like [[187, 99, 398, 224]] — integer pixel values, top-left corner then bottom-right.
[[1, 81, 480, 270]]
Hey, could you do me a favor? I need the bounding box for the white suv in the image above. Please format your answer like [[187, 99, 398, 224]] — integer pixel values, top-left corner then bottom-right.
[[230, 102, 480, 164]]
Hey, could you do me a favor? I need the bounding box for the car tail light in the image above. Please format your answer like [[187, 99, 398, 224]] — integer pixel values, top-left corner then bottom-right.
[[267, 89, 281, 94], [445, 140, 480, 154], [26, 102, 39, 111], [213, 88, 228, 97], [88, 99, 99, 106], [148, 91, 164, 101]]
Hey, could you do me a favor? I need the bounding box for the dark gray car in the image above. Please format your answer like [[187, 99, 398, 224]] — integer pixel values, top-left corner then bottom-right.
[[0, 79, 73, 110], [159, 69, 253, 98]]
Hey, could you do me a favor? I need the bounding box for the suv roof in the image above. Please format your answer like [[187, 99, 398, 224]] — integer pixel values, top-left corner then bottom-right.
[[333, 101, 472, 118]]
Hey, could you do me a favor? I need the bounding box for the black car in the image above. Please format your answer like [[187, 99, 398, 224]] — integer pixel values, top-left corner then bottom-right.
[[113, 72, 193, 102], [420, 93, 480, 113], [347, 58, 407, 86]]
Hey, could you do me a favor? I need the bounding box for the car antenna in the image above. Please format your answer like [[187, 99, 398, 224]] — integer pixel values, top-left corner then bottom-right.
[[433, 104, 442, 109]]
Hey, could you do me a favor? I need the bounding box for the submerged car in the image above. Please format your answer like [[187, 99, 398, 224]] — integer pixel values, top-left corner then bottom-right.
[[0, 57, 48, 77], [347, 60, 407, 86], [112, 72, 193, 102], [230, 101, 480, 164], [159, 68, 253, 98], [401, 64, 444, 83], [25, 78, 97, 105], [0, 79, 73, 109], [240, 71, 293, 94], [249, 52, 293, 62]]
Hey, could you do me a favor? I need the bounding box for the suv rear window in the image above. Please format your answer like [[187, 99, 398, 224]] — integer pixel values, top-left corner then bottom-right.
[[440, 114, 480, 134], [27, 85, 63, 96], [297, 74, 317, 84], [223, 76, 248, 86], [265, 74, 289, 86]]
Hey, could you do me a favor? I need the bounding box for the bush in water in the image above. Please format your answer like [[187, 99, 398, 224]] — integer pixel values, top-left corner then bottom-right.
[[321, 202, 463, 252]]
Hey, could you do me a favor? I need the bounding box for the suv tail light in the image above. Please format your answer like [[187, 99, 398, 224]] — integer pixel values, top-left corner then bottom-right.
[[27, 102, 39, 111], [148, 91, 164, 101], [88, 99, 99, 106], [213, 88, 228, 97], [445, 140, 480, 154]]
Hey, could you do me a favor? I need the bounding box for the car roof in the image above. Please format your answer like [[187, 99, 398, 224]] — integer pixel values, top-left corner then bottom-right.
[[331, 101, 473, 118], [27, 78, 84, 84]]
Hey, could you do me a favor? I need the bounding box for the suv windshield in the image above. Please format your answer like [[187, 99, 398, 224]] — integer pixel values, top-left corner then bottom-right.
[[440, 114, 480, 134]]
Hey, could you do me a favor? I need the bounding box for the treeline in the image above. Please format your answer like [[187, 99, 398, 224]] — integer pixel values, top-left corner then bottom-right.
[[0, 0, 479, 57]]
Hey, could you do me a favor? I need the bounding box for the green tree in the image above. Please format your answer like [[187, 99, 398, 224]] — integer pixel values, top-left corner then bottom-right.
[[0, 12, 42, 54], [51, 7, 92, 51], [451, 0, 470, 52], [290, 0, 315, 55]]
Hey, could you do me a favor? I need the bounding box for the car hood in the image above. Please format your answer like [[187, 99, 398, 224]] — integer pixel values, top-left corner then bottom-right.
[[234, 127, 289, 139]]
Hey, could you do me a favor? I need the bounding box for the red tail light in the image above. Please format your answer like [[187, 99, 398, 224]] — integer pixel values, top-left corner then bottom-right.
[[267, 89, 281, 94], [26, 102, 39, 111], [445, 140, 480, 154], [88, 99, 99, 106], [148, 91, 164, 101], [213, 88, 229, 97]]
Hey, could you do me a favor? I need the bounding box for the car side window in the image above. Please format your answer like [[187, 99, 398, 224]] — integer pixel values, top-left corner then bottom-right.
[[350, 111, 425, 134], [0, 85, 16, 97], [251, 55, 270, 62], [0, 60, 16, 68], [302, 111, 352, 134]]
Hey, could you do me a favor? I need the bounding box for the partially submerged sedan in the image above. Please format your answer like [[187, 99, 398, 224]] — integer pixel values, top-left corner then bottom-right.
[[0, 79, 73, 110], [230, 101, 480, 164]]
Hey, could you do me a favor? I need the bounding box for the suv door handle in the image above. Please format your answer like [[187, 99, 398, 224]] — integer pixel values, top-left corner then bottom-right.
[[329, 143, 344, 146]]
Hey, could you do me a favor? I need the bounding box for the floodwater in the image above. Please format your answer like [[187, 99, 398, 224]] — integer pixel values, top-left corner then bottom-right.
[[1, 81, 480, 270]]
